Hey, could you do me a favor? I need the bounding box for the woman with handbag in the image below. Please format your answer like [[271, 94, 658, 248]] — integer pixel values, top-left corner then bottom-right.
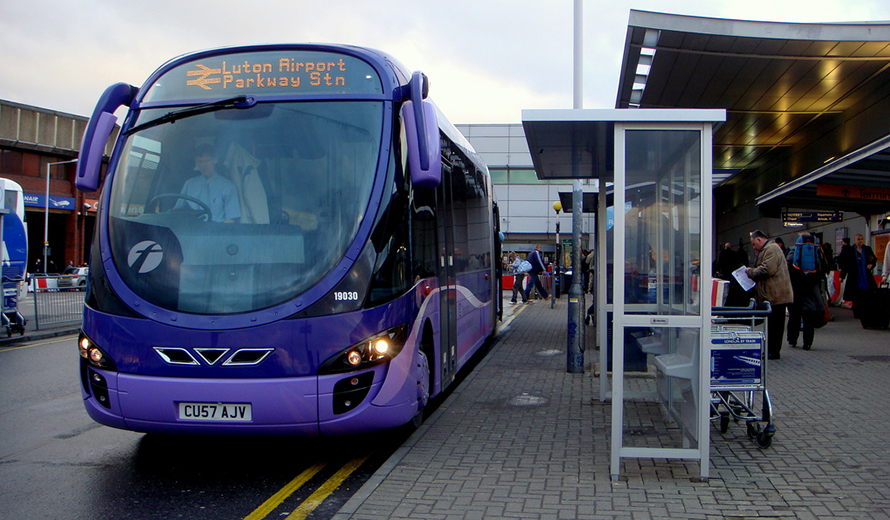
[[840, 234, 878, 319], [509, 253, 529, 304], [524, 244, 551, 303]]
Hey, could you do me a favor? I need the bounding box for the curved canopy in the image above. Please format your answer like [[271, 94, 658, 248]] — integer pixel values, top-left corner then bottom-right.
[[617, 10, 890, 216]]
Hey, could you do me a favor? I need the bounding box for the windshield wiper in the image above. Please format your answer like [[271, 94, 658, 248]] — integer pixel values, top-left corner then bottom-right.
[[124, 95, 257, 135]]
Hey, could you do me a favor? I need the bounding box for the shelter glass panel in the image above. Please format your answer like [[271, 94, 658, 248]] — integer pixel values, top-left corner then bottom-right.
[[623, 130, 701, 316], [622, 327, 702, 450]]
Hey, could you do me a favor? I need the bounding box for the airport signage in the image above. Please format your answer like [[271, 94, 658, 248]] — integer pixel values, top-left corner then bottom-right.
[[23, 193, 76, 211], [817, 184, 890, 201], [782, 211, 842, 227]]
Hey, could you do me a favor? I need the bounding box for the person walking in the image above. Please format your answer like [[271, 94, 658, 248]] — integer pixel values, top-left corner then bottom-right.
[[841, 233, 878, 318], [718, 241, 750, 307], [786, 233, 828, 351], [821, 242, 835, 272], [775, 237, 788, 258], [585, 248, 596, 325], [585, 247, 596, 293], [882, 239, 890, 284], [736, 239, 750, 268], [509, 253, 528, 304], [524, 244, 550, 303], [746, 230, 794, 360]]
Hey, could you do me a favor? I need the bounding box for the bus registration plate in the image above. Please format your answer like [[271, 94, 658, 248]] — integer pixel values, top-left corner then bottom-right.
[[178, 402, 252, 422]]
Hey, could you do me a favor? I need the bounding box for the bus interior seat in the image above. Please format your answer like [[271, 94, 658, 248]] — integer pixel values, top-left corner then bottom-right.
[[239, 164, 270, 224], [224, 142, 271, 224]]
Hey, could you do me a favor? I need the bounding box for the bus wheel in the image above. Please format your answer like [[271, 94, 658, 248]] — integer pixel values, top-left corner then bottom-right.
[[410, 350, 430, 429]]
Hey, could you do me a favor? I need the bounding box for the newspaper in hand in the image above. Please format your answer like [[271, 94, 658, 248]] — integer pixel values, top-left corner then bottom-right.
[[732, 265, 756, 292]]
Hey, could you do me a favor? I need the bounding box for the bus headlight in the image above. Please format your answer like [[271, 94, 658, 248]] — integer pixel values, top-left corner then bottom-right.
[[319, 324, 408, 374], [373, 339, 390, 356], [78, 331, 117, 371]]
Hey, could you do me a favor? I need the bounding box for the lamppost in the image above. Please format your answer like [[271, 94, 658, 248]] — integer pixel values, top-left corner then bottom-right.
[[45, 159, 78, 270], [552, 201, 562, 308]]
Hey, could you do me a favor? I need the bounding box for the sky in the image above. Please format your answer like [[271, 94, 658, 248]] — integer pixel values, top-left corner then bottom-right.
[[3, 0, 890, 124]]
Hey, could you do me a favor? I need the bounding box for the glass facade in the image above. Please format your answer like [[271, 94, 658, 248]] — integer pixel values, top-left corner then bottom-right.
[[458, 124, 595, 241]]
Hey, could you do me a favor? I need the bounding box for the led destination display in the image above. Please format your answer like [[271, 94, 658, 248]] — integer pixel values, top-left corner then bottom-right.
[[143, 50, 383, 102]]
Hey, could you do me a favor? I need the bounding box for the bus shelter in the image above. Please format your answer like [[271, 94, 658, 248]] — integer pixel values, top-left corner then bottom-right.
[[522, 109, 725, 480]]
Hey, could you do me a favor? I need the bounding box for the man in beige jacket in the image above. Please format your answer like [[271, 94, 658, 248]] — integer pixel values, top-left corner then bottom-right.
[[746, 230, 794, 360]]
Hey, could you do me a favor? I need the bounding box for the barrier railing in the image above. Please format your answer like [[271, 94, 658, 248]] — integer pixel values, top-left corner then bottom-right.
[[30, 276, 85, 330]]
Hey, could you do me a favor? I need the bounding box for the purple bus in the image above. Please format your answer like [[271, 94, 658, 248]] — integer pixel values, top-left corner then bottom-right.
[[75, 45, 501, 436]]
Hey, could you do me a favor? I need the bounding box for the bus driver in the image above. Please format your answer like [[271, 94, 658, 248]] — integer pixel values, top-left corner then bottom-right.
[[176, 144, 242, 223]]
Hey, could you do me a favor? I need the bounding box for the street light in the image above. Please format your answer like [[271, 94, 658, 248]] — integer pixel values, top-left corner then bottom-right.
[[552, 201, 562, 308], [45, 159, 78, 271]]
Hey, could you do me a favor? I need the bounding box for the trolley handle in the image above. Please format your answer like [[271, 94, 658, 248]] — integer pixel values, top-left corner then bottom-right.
[[712, 299, 772, 318], [713, 299, 756, 313]]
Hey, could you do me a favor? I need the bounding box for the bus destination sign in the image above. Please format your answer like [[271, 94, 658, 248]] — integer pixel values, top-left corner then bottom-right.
[[143, 50, 383, 102], [187, 58, 350, 91]]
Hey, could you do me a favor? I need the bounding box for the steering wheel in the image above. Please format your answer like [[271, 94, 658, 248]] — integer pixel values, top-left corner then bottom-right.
[[146, 194, 212, 222]]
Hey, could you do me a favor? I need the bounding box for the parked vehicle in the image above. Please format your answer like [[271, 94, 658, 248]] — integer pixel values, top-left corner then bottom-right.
[[58, 267, 89, 290]]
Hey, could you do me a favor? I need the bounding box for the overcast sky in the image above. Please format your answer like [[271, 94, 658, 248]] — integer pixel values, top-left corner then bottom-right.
[[3, 0, 890, 124]]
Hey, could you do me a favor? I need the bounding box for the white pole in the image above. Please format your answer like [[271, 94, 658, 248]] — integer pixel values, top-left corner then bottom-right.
[[574, 0, 583, 110], [567, 0, 585, 373]]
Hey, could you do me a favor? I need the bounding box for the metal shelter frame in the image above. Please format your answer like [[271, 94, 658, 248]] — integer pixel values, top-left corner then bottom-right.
[[522, 108, 725, 480]]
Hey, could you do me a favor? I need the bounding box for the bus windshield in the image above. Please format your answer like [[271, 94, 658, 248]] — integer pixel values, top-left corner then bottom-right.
[[107, 101, 383, 314]]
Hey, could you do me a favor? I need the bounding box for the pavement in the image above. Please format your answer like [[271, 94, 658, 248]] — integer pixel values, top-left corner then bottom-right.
[[7, 289, 888, 518], [335, 295, 890, 520], [0, 291, 81, 346]]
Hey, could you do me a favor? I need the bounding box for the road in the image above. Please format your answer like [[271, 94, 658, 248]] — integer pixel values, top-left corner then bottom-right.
[[0, 335, 411, 520]]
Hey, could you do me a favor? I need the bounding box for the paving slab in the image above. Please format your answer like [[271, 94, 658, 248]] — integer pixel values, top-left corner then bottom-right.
[[336, 296, 890, 519]]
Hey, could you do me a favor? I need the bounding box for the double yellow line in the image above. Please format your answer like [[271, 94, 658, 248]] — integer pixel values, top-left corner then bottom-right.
[[244, 454, 370, 520]]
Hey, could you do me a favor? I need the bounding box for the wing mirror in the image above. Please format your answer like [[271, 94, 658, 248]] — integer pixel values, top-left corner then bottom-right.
[[402, 71, 441, 188], [76, 83, 137, 192]]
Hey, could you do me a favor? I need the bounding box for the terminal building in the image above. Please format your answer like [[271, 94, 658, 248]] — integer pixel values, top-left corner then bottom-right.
[[0, 100, 99, 271], [2, 11, 890, 274], [615, 10, 890, 266], [466, 11, 890, 273]]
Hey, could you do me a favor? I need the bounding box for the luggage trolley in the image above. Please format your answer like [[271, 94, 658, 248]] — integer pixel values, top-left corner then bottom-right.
[[710, 301, 776, 448], [1, 276, 27, 337]]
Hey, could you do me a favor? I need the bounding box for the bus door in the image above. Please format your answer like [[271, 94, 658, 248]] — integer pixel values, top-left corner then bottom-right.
[[493, 201, 503, 321], [436, 168, 458, 390]]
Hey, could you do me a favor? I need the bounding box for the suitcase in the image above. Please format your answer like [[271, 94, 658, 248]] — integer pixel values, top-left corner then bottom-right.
[[859, 286, 890, 329]]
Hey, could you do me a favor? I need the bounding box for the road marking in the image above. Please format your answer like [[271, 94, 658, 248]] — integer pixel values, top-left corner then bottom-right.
[[0, 336, 73, 353], [497, 302, 527, 333], [243, 462, 326, 520], [286, 454, 370, 520]]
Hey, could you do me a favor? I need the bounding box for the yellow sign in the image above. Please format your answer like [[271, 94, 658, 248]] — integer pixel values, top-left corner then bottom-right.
[[817, 184, 890, 201], [186, 58, 349, 92], [187, 64, 222, 90], [143, 50, 382, 103]]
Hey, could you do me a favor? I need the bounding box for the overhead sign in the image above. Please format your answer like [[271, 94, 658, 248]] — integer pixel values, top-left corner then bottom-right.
[[817, 184, 890, 202], [782, 211, 842, 227]]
